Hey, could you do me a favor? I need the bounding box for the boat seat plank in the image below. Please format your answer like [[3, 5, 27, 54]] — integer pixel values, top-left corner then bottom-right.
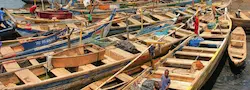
[[154, 67, 194, 82], [186, 9, 196, 14], [107, 37, 120, 41], [104, 55, 117, 62], [0, 46, 14, 56], [151, 78, 191, 90], [116, 73, 133, 82], [240, 12, 250, 20], [175, 51, 214, 58], [66, 23, 78, 29], [142, 15, 155, 23], [211, 29, 230, 33], [51, 68, 71, 77], [176, 10, 190, 16], [14, 69, 41, 84], [117, 21, 127, 27], [86, 47, 98, 53], [165, 58, 209, 67], [151, 14, 169, 20], [128, 18, 141, 25], [165, 12, 177, 18], [165, 36, 179, 42], [3, 60, 21, 72], [200, 40, 222, 46], [29, 59, 40, 66], [200, 33, 227, 38], [182, 46, 217, 52], [110, 48, 134, 58], [132, 42, 148, 52], [78, 64, 97, 71], [178, 29, 194, 34]]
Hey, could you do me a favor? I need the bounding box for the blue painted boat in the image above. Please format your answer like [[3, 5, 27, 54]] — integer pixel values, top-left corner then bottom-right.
[[0, 20, 19, 41]]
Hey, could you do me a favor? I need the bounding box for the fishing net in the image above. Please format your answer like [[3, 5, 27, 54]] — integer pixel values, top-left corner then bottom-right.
[[140, 80, 156, 90], [85, 38, 113, 47], [115, 40, 140, 54], [136, 24, 170, 36], [154, 26, 172, 36]]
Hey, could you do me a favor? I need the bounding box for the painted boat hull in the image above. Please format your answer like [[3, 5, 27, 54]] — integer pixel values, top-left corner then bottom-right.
[[36, 10, 73, 19]]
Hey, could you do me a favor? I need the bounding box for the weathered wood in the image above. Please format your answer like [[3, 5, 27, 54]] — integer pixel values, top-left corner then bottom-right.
[[128, 18, 141, 25], [0, 46, 14, 56], [15, 69, 41, 84], [165, 58, 209, 67], [151, 14, 169, 20], [117, 21, 127, 27], [200, 40, 222, 46], [29, 59, 40, 66], [182, 46, 217, 52], [142, 15, 155, 23], [116, 73, 133, 82], [51, 68, 71, 77], [165, 12, 177, 18], [3, 60, 21, 72], [240, 12, 250, 20], [175, 51, 214, 58]]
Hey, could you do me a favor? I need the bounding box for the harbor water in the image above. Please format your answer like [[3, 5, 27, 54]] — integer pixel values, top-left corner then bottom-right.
[[1, 0, 250, 89]]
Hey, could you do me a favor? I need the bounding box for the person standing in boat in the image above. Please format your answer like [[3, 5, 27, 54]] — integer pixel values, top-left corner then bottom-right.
[[0, 7, 9, 28], [161, 69, 171, 90], [29, 5, 37, 17]]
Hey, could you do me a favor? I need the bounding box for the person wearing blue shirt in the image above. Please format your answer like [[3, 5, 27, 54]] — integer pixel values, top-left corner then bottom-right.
[[161, 69, 171, 90], [0, 7, 9, 28]]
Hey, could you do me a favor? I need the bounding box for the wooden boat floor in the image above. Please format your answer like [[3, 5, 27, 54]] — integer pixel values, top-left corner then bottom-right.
[[165, 58, 209, 68], [175, 51, 214, 58], [150, 78, 191, 90], [15, 69, 41, 84], [3, 60, 21, 72], [0, 46, 15, 56], [50, 68, 71, 77]]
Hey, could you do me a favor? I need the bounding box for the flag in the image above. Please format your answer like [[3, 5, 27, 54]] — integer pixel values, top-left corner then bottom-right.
[[194, 16, 199, 35]]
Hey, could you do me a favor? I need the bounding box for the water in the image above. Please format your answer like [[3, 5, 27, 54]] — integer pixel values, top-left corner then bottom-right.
[[1, 0, 250, 90]]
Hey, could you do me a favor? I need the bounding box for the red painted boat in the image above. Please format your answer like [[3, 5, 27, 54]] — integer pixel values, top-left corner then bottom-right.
[[36, 10, 72, 19]]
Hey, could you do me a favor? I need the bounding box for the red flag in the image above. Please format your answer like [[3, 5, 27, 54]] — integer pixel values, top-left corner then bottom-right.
[[194, 16, 199, 35]]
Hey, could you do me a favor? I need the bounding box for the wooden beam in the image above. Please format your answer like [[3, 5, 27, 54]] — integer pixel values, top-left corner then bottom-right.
[[142, 15, 155, 23], [182, 46, 217, 52], [175, 51, 214, 58], [128, 18, 141, 25], [15, 69, 41, 84], [116, 73, 133, 82], [51, 68, 71, 77], [3, 60, 21, 72]]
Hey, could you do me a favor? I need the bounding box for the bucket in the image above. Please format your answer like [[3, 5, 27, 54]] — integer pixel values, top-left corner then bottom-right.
[[99, 4, 110, 10]]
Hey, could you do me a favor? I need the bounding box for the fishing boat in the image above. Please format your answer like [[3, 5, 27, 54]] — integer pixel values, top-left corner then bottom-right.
[[0, 20, 18, 41], [22, 0, 48, 4], [69, 0, 200, 14], [122, 8, 232, 90], [0, 6, 199, 89], [0, 29, 67, 59], [228, 27, 247, 67], [229, 10, 250, 28], [36, 10, 72, 19]]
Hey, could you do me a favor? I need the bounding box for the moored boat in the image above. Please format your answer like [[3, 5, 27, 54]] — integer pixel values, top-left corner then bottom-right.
[[229, 10, 250, 28], [122, 8, 232, 90], [228, 27, 247, 67], [36, 10, 73, 19]]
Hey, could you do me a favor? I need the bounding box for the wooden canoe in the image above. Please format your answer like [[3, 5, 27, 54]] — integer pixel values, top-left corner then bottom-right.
[[51, 44, 106, 67], [229, 11, 250, 28], [228, 27, 247, 67], [0, 4, 212, 89], [122, 9, 232, 90], [36, 10, 73, 19]]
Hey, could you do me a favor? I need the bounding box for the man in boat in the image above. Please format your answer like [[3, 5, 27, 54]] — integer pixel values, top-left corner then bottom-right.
[[29, 5, 37, 17], [160, 69, 171, 90], [0, 7, 9, 28]]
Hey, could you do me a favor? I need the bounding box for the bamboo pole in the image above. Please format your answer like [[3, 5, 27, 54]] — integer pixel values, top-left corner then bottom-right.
[[41, 0, 45, 11]]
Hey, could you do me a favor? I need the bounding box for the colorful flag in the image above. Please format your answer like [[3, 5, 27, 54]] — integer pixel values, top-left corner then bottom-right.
[[194, 16, 199, 35]]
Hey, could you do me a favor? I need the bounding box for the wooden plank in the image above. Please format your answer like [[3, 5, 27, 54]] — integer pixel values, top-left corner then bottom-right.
[[78, 64, 97, 71], [14, 69, 41, 84], [151, 14, 169, 20], [178, 29, 194, 34], [151, 78, 191, 90], [0, 46, 14, 56], [0, 82, 5, 88], [3, 60, 21, 72], [165, 12, 177, 18], [29, 59, 40, 66], [116, 73, 133, 82], [117, 21, 126, 27], [142, 15, 155, 23], [182, 46, 217, 52], [200, 33, 226, 38], [211, 29, 230, 33], [176, 10, 190, 16], [175, 51, 214, 58], [132, 42, 148, 52], [186, 9, 195, 14], [86, 47, 98, 53], [166, 58, 209, 67], [240, 12, 250, 20], [51, 68, 71, 77], [66, 23, 78, 28], [110, 48, 134, 58], [75, 16, 86, 20], [165, 36, 179, 41], [128, 17, 141, 25], [200, 40, 222, 46]]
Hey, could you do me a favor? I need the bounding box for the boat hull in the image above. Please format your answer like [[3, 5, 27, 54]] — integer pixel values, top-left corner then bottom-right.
[[231, 17, 250, 28]]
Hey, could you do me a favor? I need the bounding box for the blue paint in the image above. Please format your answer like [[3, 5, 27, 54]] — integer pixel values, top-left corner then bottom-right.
[[15, 28, 42, 36]]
